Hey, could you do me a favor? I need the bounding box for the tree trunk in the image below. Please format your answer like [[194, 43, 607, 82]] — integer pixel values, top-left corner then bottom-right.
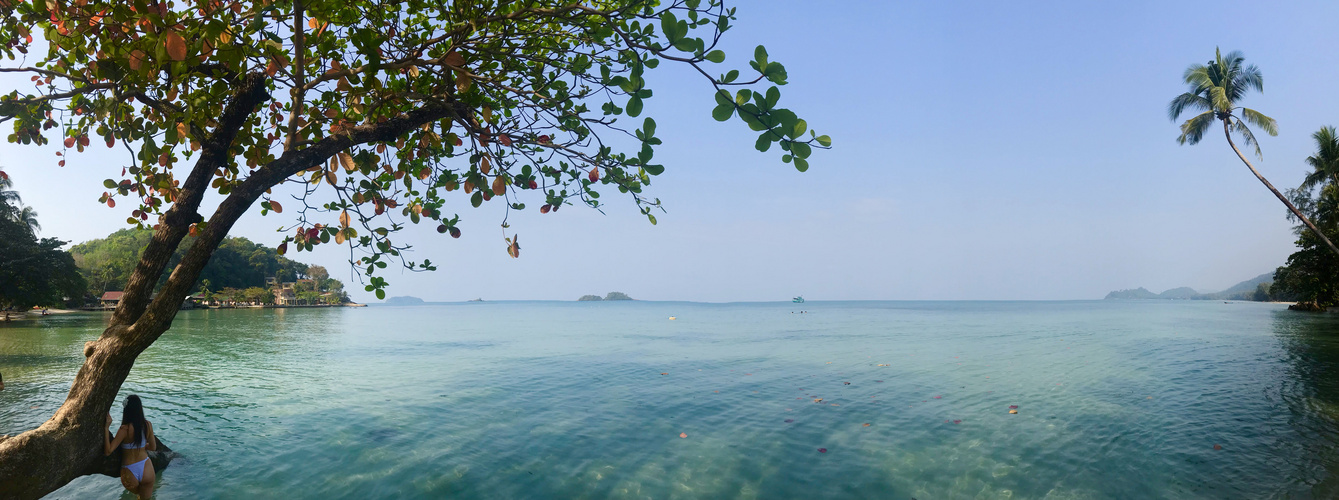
[[0, 75, 466, 497], [1223, 120, 1339, 258]]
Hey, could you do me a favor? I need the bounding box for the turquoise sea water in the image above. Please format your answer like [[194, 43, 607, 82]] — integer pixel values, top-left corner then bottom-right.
[[4, 301, 1339, 498]]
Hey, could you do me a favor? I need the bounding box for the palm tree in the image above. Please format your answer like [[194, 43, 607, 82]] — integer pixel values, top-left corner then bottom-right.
[[1169, 48, 1339, 257], [16, 205, 40, 235], [0, 176, 40, 236], [1301, 126, 1339, 193]]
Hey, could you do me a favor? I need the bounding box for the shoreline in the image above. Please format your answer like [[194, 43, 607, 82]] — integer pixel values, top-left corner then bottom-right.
[[0, 304, 368, 320], [0, 308, 78, 321]]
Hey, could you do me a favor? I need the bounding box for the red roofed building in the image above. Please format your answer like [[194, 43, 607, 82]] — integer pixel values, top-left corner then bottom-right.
[[100, 291, 124, 309]]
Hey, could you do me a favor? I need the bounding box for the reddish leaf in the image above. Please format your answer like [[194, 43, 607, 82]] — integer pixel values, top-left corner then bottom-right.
[[1213, 444, 1222, 450], [953, 420, 961, 424], [270, 201, 283, 213], [679, 432, 687, 438], [498, 134, 512, 147], [163, 31, 187, 61], [588, 168, 599, 182], [863, 423, 871, 427], [277, 242, 287, 255], [64, 137, 76, 148], [1008, 405, 1018, 409], [817, 448, 827, 453], [106, 198, 115, 208]]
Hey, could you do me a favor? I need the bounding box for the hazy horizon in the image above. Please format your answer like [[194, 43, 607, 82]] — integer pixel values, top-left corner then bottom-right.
[[5, 0, 1335, 303]]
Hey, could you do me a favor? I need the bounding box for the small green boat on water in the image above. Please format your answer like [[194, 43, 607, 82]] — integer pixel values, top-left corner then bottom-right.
[[793, 296, 804, 303]]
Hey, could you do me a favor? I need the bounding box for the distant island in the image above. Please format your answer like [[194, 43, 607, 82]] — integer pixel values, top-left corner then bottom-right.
[[578, 292, 634, 301], [1105, 272, 1273, 301], [384, 296, 426, 305]]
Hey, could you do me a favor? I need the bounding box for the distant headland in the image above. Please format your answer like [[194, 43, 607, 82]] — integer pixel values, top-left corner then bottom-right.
[[383, 296, 427, 305], [1104, 272, 1273, 301], [578, 292, 634, 301]]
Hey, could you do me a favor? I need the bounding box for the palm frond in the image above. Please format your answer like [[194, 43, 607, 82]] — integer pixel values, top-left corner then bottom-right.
[[1301, 168, 1329, 193], [1302, 126, 1339, 191], [1239, 107, 1277, 136], [1182, 64, 1214, 92], [19, 206, 39, 235], [1177, 111, 1215, 146], [1234, 63, 1264, 95], [1232, 118, 1263, 159], [1168, 92, 1211, 120], [1209, 86, 1231, 112]]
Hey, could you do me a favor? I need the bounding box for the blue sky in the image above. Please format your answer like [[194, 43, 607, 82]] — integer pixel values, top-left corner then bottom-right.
[[5, 0, 1339, 302]]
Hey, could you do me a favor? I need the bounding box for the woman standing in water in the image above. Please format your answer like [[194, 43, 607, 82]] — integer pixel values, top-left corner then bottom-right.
[[103, 394, 157, 499]]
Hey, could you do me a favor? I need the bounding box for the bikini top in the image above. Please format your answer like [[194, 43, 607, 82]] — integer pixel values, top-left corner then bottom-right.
[[120, 429, 147, 450]]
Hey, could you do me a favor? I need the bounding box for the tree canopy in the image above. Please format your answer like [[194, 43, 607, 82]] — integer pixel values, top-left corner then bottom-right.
[[1272, 127, 1339, 310], [1, 0, 827, 299], [0, 174, 85, 309]]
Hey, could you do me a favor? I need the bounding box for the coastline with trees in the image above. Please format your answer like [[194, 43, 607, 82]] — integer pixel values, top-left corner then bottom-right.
[[71, 228, 353, 309]]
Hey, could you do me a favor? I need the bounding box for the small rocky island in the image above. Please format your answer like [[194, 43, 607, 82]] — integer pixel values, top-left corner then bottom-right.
[[383, 296, 426, 305], [578, 292, 634, 301]]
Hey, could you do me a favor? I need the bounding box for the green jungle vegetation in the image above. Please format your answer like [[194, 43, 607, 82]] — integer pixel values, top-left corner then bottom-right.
[[71, 228, 348, 304], [1269, 126, 1339, 310], [0, 176, 85, 310]]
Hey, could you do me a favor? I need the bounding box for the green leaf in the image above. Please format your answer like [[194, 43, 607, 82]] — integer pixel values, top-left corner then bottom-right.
[[712, 104, 734, 122], [816, 135, 832, 147], [644, 164, 665, 175], [791, 141, 812, 159], [736, 89, 752, 105], [793, 157, 809, 172], [643, 117, 656, 138], [660, 12, 681, 41], [764, 62, 788, 84], [375, 289, 386, 300], [754, 45, 769, 66], [705, 50, 725, 63], [103, 179, 117, 189], [471, 191, 483, 208], [647, 213, 657, 225], [714, 89, 732, 107], [755, 134, 772, 152], [627, 96, 644, 117], [723, 69, 739, 83], [790, 119, 808, 140]]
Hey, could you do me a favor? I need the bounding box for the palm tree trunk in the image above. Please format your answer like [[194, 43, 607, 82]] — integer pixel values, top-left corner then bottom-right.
[[1223, 120, 1339, 258]]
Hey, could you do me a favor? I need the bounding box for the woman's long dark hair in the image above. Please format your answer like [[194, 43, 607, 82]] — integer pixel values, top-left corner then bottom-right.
[[120, 395, 146, 446]]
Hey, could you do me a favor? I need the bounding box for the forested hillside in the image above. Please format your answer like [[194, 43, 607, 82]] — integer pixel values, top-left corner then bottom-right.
[[70, 229, 339, 298]]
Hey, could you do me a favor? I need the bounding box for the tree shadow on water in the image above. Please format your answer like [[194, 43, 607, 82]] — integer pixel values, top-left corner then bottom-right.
[[1272, 310, 1339, 496]]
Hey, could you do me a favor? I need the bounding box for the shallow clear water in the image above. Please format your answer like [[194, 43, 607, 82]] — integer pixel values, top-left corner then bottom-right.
[[4, 301, 1339, 499]]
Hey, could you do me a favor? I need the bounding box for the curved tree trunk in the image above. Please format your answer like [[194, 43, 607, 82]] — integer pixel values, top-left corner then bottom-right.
[[1223, 120, 1339, 258], [0, 69, 466, 498]]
